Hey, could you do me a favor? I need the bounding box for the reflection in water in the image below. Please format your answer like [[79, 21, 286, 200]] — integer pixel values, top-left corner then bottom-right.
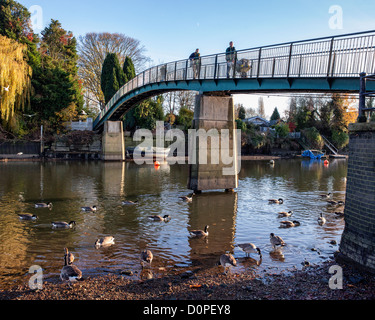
[[0, 159, 347, 288]]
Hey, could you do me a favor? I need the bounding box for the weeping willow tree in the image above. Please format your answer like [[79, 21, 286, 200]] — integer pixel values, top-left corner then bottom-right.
[[0, 34, 32, 131]]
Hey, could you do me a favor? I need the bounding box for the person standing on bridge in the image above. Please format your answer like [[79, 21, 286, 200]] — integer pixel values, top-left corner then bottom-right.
[[189, 48, 201, 79], [226, 41, 237, 78]]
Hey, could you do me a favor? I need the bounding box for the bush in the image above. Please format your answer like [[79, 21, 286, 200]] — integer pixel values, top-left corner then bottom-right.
[[331, 130, 349, 149], [275, 123, 290, 138], [302, 127, 324, 150]]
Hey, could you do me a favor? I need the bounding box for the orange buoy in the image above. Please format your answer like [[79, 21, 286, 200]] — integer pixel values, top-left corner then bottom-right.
[[324, 160, 329, 165], [154, 161, 161, 168]]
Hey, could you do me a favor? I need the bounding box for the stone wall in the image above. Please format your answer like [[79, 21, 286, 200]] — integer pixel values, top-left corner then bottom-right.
[[339, 122, 375, 272]]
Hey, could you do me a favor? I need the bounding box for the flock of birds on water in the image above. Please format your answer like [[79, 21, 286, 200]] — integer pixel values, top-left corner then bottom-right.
[[16, 190, 345, 284]]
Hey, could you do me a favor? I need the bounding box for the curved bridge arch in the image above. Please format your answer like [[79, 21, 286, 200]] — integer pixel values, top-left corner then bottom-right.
[[94, 30, 375, 130]]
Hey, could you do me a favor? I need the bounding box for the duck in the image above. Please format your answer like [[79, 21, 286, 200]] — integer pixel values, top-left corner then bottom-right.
[[140, 250, 153, 269], [81, 205, 97, 212], [236, 243, 262, 259], [52, 221, 76, 229], [320, 193, 332, 198], [122, 200, 138, 206], [35, 202, 52, 209], [270, 233, 286, 249], [179, 193, 195, 202], [95, 236, 115, 248], [280, 220, 301, 228], [148, 215, 170, 222], [60, 248, 82, 283], [269, 198, 284, 204], [278, 211, 293, 217], [18, 213, 38, 221], [219, 254, 237, 274], [189, 225, 209, 237], [318, 213, 327, 225]]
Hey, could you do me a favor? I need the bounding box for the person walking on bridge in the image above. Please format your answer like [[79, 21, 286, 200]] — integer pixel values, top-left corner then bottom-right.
[[226, 41, 236, 78], [189, 48, 201, 79]]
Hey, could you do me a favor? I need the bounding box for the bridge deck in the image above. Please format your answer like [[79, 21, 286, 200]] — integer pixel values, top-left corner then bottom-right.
[[94, 30, 375, 130]]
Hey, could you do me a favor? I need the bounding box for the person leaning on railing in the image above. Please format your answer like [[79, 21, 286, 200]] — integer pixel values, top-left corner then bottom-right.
[[226, 41, 236, 78], [189, 48, 201, 79]]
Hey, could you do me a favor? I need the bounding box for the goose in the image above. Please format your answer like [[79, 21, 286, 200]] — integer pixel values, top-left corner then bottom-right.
[[236, 243, 262, 259], [18, 213, 38, 221], [95, 236, 115, 248], [327, 200, 345, 206], [148, 215, 170, 222], [269, 198, 284, 204], [189, 225, 209, 237], [35, 202, 52, 209], [140, 250, 153, 269], [334, 211, 345, 218], [179, 193, 195, 202], [122, 200, 138, 206], [280, 220, 301, 228], [320, 193, 332, 198], [52, 221, 76, 229], [81, 205, 97, 212], [270, 233, 286, 249], [64, 247, 75, 265], [278, 211, 293, 217], [60, 249, 82, 282], [318, 213, 327, 225], [220, 254, 237, 274]]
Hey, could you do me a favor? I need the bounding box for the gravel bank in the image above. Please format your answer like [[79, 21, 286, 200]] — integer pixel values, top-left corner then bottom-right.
[[1, 259, 374, 301]]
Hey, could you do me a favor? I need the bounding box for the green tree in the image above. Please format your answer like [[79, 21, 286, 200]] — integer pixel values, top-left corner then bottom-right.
[[123, 56, 136, 83], [101, 53, 126, 104], [0, 0, 33, 42], [275, 123, 290, 138], [177, 106, 194, 130], [123, 96, 164, 131], [31, 20, 84, 132], [238, 105, 246, 120], [270, 107, 280, 121]]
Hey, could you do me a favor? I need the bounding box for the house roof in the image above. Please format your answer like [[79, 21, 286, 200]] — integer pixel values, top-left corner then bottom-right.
[[244, 116, 270, 125]]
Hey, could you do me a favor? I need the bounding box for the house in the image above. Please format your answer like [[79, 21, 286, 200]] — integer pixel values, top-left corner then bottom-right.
[[244, 116, 270, 132]]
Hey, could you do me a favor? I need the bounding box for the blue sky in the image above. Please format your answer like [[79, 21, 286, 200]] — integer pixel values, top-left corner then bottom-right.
[[17, 0, 375, 117]]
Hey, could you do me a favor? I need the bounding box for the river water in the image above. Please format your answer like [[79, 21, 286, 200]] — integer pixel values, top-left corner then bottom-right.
[[0, 159, 347, 289]]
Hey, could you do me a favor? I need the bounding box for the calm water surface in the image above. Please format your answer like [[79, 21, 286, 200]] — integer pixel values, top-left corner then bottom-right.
[[0, 159, 347, 288]]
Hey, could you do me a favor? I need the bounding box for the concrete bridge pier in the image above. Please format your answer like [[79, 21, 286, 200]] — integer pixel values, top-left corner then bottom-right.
[[102, 121, 125, 161], [188, 94, 239, 193], [338, 122, 375, 273]]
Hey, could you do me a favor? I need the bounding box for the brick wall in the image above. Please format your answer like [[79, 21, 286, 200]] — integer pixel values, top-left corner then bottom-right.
[[339, 122, 375, 272]]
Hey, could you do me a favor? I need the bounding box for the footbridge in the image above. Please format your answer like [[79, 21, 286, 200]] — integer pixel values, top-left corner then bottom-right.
[[94, 30, 375, 130]]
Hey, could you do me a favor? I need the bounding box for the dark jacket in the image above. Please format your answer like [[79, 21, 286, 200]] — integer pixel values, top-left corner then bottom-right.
[[226, 46, 236, 62]]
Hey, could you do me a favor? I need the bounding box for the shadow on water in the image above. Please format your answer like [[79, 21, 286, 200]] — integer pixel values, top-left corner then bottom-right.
[[0, 158, 347, 288]]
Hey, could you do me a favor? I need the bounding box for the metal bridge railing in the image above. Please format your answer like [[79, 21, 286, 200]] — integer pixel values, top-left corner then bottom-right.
[[96, 30, 375, 126]]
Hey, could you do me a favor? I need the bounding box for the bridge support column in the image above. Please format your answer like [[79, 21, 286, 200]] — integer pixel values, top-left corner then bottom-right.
[[338, 122, 375, 273], [102, 121, 125, 161], [188, 94, 239, 192]]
